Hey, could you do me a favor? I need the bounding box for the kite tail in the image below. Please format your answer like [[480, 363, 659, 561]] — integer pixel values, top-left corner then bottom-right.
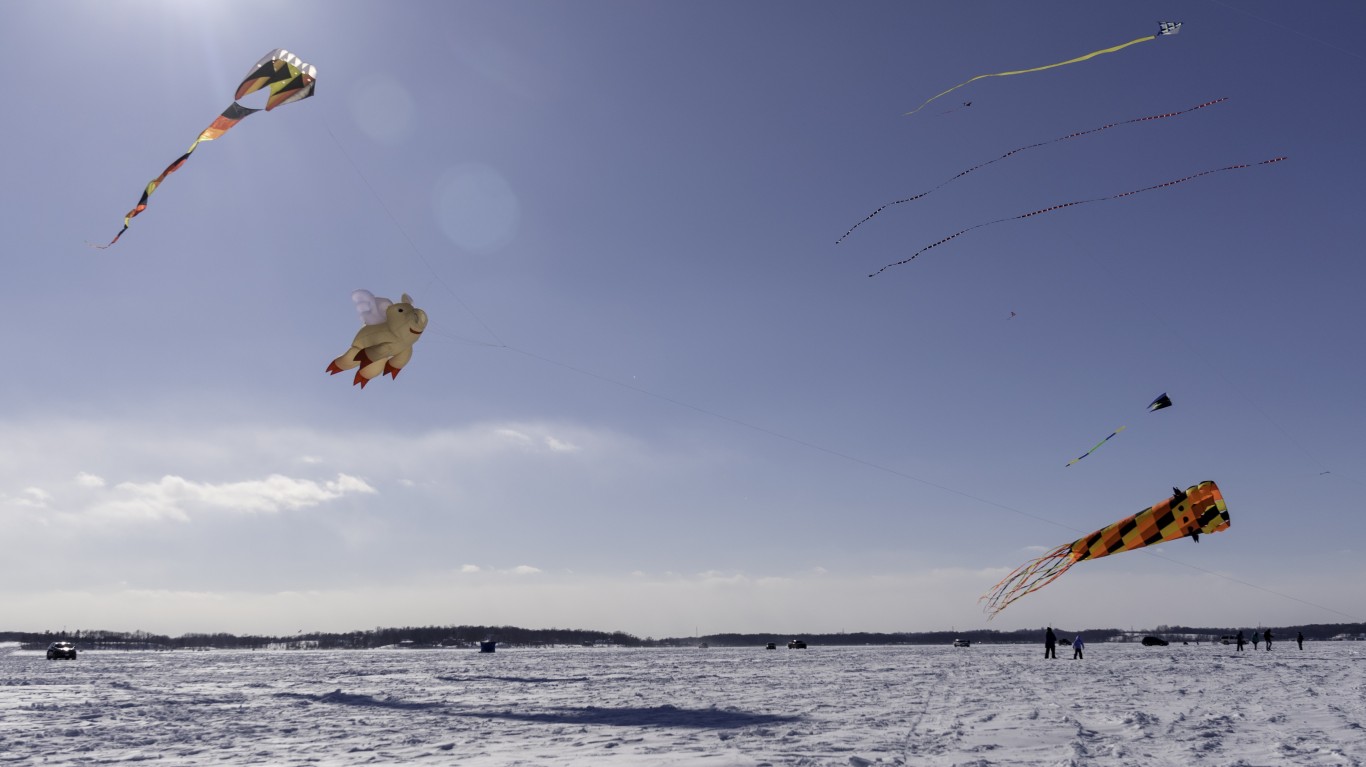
[[869, 156, 1287, 277], [906, 34, 1157, 116], [980, 543, 1077, 619], [93, 102, 259, 249]]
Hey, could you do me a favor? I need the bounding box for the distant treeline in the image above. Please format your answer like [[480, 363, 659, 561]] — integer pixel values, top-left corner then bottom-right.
[[5, 621, 1363, 651]]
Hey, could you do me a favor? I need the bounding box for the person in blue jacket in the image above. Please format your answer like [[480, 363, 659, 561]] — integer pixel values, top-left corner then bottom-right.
[[1072, 634, 1084, 660]]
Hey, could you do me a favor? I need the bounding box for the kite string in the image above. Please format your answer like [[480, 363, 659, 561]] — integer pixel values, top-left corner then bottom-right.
[[837, 98, 1228, 245], [868, 156, 1287, 277]]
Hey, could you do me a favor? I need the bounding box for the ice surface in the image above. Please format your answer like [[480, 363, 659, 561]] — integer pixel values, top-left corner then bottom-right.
[[2, 643, 1362, 765]]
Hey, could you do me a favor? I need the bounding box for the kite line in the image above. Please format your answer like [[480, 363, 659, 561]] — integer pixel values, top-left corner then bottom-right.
[[868, 156, 1287, 277], [836, 97, 1228, 245], [906, 22, 1182, 116]]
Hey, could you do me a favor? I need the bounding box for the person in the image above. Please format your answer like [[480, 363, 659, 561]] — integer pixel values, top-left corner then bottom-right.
[[1045, 626, 1057, 659], [1236, 630, 1245, 651], [1264, 629, 1272, 650], [1297, 631, 1304, 650], [1252, 631, 1260, 650], [1072, 634, 1084, 660]]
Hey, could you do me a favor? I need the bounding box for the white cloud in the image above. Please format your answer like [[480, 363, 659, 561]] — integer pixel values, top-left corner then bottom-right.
[[544, 436, 580, 453], [460, 564, 482, 573], [74, 472, 106, 488], [86, 473, 376, 523], [511, 565, 542, 575], [495, 428, 534, 448], [17, 487, 51, 508]]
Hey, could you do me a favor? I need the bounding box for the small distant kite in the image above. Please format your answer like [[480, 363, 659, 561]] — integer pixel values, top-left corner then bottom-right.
[[1066, 393, 1172, 467], [906, 22, 1182, 116], [96, 49, 317, 248], [868, 157, 1287, 277], [327, 290, 428, 388], [980, 480, 1229, 617], [837, 98, 1227, 245]]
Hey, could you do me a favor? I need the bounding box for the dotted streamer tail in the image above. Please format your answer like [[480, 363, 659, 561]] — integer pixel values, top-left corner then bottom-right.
[[869, 157, 1287, 277]]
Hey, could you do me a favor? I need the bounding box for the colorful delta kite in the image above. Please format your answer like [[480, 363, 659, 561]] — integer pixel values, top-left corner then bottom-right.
[[980, 480, 1229, 618], [906, 22, 1182, 116], [837, 98, 1227, 245], [327, 290, 428, 388], [96, 49, 317, 248], [1066, 393, 1172, 467], [868, 157, 1286, 276]]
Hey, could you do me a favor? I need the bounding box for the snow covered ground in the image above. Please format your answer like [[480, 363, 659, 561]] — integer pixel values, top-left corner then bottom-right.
[[2, 642, 1362, 766]]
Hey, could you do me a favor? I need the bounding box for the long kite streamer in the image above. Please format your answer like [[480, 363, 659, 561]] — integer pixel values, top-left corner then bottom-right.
[[1067, 393, 1172, 467], [837, 98, 1227, 245], [868, 157, 1286, 277], [95, 49, 316, 248], [980, 480, 1229, 618], [906, 22, 1182, 116]]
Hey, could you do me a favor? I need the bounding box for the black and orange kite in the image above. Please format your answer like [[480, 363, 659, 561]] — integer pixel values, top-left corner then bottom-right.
[[96, 49, 316, 248], [981, 481, 1230, 617]]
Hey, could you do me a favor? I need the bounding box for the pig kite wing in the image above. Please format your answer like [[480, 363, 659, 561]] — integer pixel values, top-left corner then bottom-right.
[[906, 22, 1182, 116], [327, 291, 428, 388], [95, 49, 317, 248], [1066, 392, 1173, 467], [980, 480, 1229, 618]]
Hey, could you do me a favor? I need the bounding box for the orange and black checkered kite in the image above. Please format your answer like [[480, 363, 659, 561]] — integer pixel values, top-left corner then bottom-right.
[[981, 481, 1230, 618], [96, 49, 316, 248]]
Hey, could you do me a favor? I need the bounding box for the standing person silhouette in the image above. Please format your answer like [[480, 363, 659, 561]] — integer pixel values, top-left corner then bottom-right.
[[1252, 631, 1260, 650], [1297, 631, 1304, 650], [1072, 634, 1084, 660], [1264, 629, 1273, 650], [1235, 630, 1245, 651], [1045, 626, 1057, 659]]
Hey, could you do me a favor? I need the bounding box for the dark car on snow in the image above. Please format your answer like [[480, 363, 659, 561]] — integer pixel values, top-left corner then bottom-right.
[[46, 641, 77, 660]]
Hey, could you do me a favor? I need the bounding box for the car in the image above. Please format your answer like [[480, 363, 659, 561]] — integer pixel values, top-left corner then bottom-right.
[[787, 639, 807, 649], [952, 638, 971, 647], [46, 641, 77, 660]]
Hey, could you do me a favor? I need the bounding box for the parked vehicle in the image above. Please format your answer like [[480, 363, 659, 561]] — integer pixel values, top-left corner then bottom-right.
[[952, 638, 971, 647], [46, 642, 77, 660], [787, 639, 807, 649]]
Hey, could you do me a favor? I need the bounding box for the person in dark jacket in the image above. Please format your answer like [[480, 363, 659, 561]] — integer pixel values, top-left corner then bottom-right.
[[1252, 631, 1260, 650], [1264, 629, 1272, 650], [1297, 631, 1304, 650], [1045, 626, 1057, 659], [1236, 630, 1245, 651]]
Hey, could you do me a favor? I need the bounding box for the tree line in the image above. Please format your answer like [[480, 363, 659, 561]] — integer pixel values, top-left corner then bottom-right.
[[5, 621, 1362, 651]]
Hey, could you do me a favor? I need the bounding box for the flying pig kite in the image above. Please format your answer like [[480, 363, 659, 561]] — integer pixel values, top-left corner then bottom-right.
[[327, 290, 428, 388], [980, 480, 1229, 617], [96, 49, 317, 248], [906, 22, 1182, 116]]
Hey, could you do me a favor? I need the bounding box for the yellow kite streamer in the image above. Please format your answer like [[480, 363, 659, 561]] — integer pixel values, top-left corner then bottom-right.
[[906, 22, 1181, 116]]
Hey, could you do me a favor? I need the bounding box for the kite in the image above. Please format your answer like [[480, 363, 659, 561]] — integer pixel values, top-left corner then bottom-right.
[[1066, 393, 1172, 467], [906, 22, 1182, 116], [868, 157, 1287, 277], [980, 480, 1229, 617], [96, 49, 317, 248], [327, 290, 428, 388], [836, 98, 1227, 245]]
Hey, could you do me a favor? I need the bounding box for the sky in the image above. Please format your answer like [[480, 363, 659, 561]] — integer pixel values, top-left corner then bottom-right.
[[2, 0, 1363, 639]]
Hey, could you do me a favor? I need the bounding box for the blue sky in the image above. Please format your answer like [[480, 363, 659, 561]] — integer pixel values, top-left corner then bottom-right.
[[2, 0, 1362, 637]]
